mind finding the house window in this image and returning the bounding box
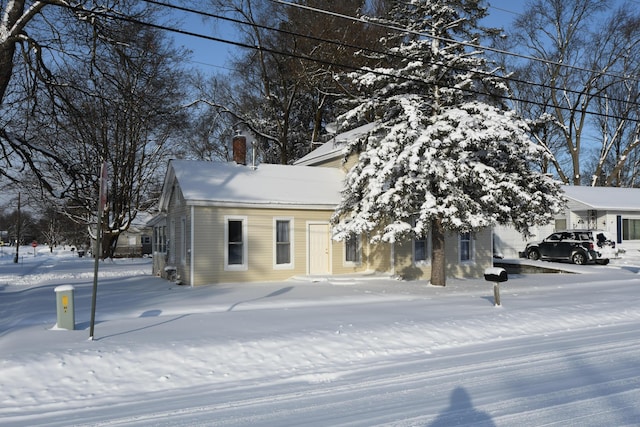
[169,219,176,263]
[154,225,166,253]
[225,216,247,270]
[414,233,429,264]
[622,219,640,240]
[345,234,361,264]
[275,219,293,267]
[460,232,474,262]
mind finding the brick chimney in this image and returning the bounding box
[232,135,247,165]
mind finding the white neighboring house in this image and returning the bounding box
[494,185,640,258]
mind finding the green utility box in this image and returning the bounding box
[54,285,75,330]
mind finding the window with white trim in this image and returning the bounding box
[459,232,474,262]
[225,216,248,270]
[154,225,167,253]
[414,233,430,264]
[274,218,294,268]
[345,234,361,264]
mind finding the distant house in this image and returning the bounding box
[113,224,152,258]
[150,130,492,285]
[494,185,640,258]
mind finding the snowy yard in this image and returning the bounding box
[1,245,639,426]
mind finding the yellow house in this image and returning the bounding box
[151,129,492,286]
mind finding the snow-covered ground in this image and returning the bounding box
[1,245,639,426]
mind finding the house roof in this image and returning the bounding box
[294,122,378,166]
[163,160,345,210]
[563,185,640,211]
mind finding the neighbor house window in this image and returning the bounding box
[225,216,248,270]
[623,219,640,240]
[345,234,361,264]
[275,218,293,268]
[460,232,474,262]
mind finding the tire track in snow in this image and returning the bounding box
[49,324,640,427]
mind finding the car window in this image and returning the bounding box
[547,233,562,241]
[577,233,591,241]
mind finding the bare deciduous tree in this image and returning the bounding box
[24,8,190,258]
[199,0,388,164]
[506,0,640,186]
[0,1,128,188]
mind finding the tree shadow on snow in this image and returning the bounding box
[227,286,294,312]
[428,386,495,427]
[90,313,190,341]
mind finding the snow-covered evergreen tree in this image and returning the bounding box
[331,0,565,286]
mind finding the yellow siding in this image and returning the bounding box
[393,228,493,281]
[445,228,493,278]
[167,196,493,285]
[190,207,339,285]
[162,172,492,285]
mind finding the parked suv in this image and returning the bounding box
[521,230,615,265]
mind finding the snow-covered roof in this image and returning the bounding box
[163,160,345,210]
[563,185,640,211]
[294,122,378,166]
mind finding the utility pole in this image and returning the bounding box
[90,162,108,340]
[13,192,20,263]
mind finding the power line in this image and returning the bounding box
[138,0,640,119]
[48,0,640,123]
[269,0,640,84]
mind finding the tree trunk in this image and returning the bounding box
[431,215,446,287]
[101,231,119,259]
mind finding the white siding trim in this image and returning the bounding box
[190,206,195,287]
[180,216,187,265]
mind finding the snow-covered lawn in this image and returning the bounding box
[1,245,639,426]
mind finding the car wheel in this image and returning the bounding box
[572,252,587,265]
[527,249,540,261]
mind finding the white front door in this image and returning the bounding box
[309,223,330,275]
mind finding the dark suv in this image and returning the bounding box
[521,230,613,265]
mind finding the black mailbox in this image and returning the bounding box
[484,267,508,283]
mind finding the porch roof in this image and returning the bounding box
[563,185,640,211]
[294,122,378,166]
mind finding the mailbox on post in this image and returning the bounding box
[484,267,507,307]
[54,285,76,330]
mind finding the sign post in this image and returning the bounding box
[89,162,108,340]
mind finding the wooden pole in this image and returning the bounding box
[89,162,107,340]
[493,283,501,307]
[13,192,20,263]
